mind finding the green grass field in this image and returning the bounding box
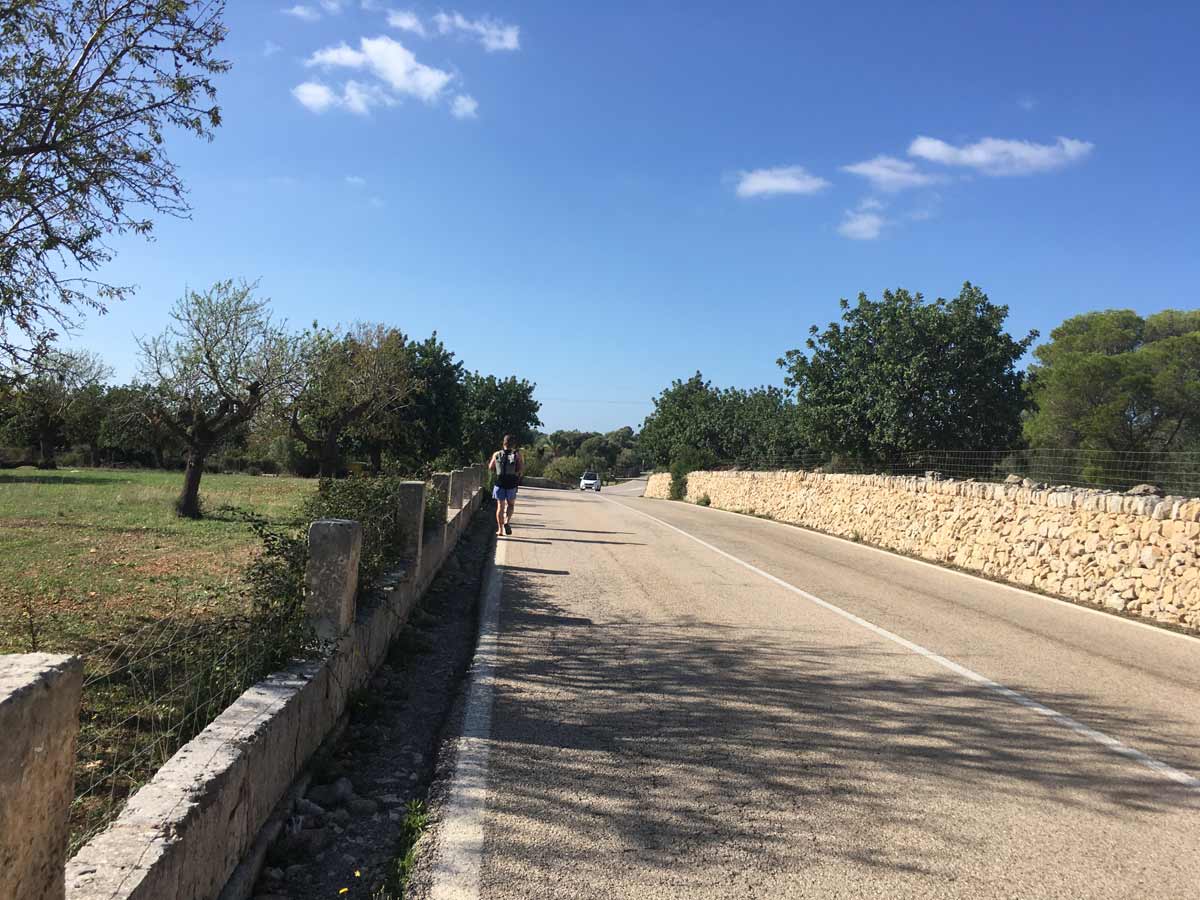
[0,467,313,652]
[0,467,315,848]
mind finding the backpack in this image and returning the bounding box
[496,449,519,487]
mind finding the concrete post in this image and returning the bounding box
[395,480,426,582]
[448,469,465,511]
[0,653,83,900]
[305,519,361,644]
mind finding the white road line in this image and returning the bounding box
[429,539,506,900]
[607,497,1200,791]
[667,494,1200,645]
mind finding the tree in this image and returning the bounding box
[64,381,111,465]
[1025,309,1200,461]
[1,350,110,467]
[639,374,802,467]
[352,332,464,473]
[138,280,297,517]
[779,283,1035,463]
[289,323,415,477]
[460,373,541,463]
[0,0,229,371]
[98,383,181,468]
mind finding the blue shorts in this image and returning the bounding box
[493,485,517,501]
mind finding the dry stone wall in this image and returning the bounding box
[644,470,1200,632]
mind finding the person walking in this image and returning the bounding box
[489,434,524,536]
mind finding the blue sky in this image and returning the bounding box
[71,1,1200,432]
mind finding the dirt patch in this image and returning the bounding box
[246,509,494,900]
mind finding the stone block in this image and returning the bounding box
[1,654,82,900]
[305,519,362,644]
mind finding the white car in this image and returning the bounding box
[579,472,601,492]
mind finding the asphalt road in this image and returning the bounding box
[411,482,1200,899]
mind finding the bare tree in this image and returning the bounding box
[288,323,418,477]
[0,0,229,371]
[138,279,297,518]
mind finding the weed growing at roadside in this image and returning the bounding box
[373,800,431,898]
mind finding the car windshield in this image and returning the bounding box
[583,473,597,479]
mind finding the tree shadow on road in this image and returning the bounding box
[477,566,1200,895]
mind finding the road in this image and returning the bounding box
[410,482,1200,899]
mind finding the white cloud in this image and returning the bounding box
[1018,97,1037,111]
[369,196,386,208]
[838,205,886,240]
[282,4,321,22]
[306,36,453,104]
[320,0,345,11]
[292,81,338,112]
[908,135,1093,175]
[433,11,520,51]
[387,10,428,37]
[263,40,283,57]
[451,94,479,119]
[735,165,829,198]
[842,155,942,192]
[345,175,367,187]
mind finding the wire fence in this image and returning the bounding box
[68,609,299,853]
[707,448,1200,497]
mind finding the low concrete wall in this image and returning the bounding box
[645,470,1200,632]
[1,654,82,900]
[65,481,485,900]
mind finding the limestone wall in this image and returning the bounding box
[643,470,1200,632]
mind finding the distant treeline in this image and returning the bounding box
[0,281,542,517]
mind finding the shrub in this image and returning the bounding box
[247,465,263,477]
[696,493,711,507]
[424,483,446,535]
[543,455,586,485]
[669,446,715,501]
[303,475,412,592]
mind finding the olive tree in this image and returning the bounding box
[0,0,229,371]
[138,280,297,517]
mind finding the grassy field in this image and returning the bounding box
[0,467,315,848]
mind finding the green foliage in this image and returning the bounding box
[0,350,110,467]
[289,323,416,477]
[639,373,803,467]
[696,493,711,507]
[1024,308,1200,487]
[668,446,715,501]
[373,800,431,899]
[424,482,446,534]
[543,455,586,484]
[460,372,542,464]
[780,283,1035,464]
[0,0,230,371]
[302,475,412,592]
[361,333,466,472]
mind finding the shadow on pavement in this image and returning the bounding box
[478,565,1200,890]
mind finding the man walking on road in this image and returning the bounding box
[489,434,523,536]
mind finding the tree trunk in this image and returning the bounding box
[153,444,166,470]
[177,449,206,518]
[37,432,56,469]
[318,434,340,479]
[369,444,382,474]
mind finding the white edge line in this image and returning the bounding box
[635,490,1200,645]
[606,496,1200,791]
[428,538,505,900]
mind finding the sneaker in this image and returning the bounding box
[504,523,512,535]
